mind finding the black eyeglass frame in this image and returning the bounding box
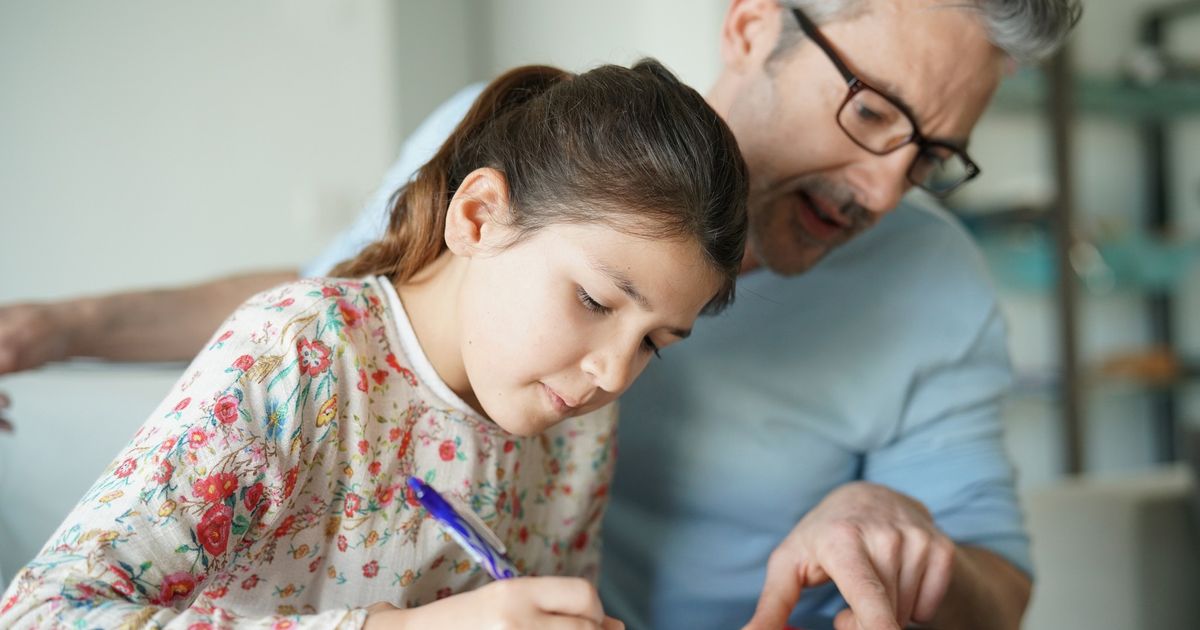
[790,7,981,196]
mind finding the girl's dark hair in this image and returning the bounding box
[332,59,747,313]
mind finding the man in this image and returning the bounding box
[0,1,1079,628]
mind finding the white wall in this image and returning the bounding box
[473,0,726,88]
[0,0,479,579]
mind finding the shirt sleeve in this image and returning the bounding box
[0,283,367,629]
[861,305,1032,576]
[302,84,487,278]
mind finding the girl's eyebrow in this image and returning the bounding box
[589,258,650,310]
[588,257,692,339]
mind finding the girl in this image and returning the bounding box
[0,60,747,629]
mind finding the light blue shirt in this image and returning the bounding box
[306,85,1028,630]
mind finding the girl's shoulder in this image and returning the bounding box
[220,276,392,358]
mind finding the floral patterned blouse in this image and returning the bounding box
[0,276,618,629]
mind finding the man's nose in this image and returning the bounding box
[849,145,917,214]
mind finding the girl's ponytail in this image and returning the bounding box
[330,66,571,280]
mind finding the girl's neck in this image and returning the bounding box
[392,253,484,416]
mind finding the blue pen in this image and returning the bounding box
[406,476,520,580]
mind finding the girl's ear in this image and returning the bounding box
[444,167,514,257]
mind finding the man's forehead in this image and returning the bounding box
[814,0,1004,139]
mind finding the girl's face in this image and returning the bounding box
[456,220,722,437]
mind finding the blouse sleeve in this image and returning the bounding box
[0,282,367,629]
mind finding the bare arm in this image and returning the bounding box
[0,269,297,371]
[924,545,1030,630]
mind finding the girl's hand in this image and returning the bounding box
[363,577,625,630]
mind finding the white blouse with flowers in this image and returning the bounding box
[0,276,617,629]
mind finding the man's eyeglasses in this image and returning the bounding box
[790,7,980,197]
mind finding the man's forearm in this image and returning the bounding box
[926,545,1031,630]
[66,270,299,363]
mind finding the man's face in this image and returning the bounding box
[715,0,1005,274]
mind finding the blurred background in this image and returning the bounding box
[1,1,1199,627]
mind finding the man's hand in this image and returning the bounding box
[0,302,83,376]
[743,482,956,630]
[0,391,12,433]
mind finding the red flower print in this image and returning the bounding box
[404,486,420,509]
[232,354,255,372]
[518,526,529,543]
[174,397,192,413]
[159,436,177,453]
[193,472,238,503]
[376,484,395,506]
[357,439,369,455]
[387,354,419,387]
[155,571,196,606]
[397,430,413,461]
[109,565,135,598]
[573,531,589,551]
[438,440,456,462]
[203,585,228,600]
[503,440,515,453]
[283,465,299,499]
[273,297,295,309]
[198,504,232,557]
[214,394,239,425]
[371,369,388,385]
[387,427,401,442]
[548,459,561,475]
[337,299,365,328]
[189,622,214,630]
[241,574,260,590]
[436,587,453,600]
[152,461,174,485]
[114,458,137,479]
[356,368,368,392]
[362,560,379,578]
[337,534,348,552]
[3,594,19,614]
[344,492,361,517]
[187,428,208,449]
[273,620,297,630]
[321,286,341,298]
[309,556,322,573]
[368,461,382,476]
[217,330,234,343]
[273,515,295,539]
[295,337,332,377]
[244,482,264,511]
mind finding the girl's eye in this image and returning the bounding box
[577,287,611,315]
[643,337,662,359]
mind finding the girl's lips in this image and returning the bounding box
[541,383,577,415]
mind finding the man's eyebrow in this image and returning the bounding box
[861,72,970,149]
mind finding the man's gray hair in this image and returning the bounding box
[776,0,1083,63]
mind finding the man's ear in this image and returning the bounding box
[444,167,513,257]
[719,0,781,73]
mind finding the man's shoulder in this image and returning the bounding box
[835,196,993,290]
